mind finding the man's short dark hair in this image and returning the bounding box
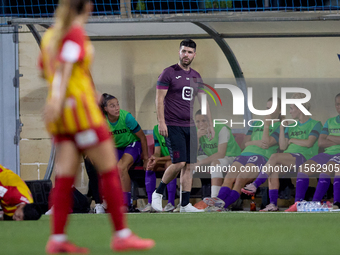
[195,110,202,116]
[180,39,196,51]
[23,204,42,220]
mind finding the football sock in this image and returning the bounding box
[313,173,331,202]
[295,172,309,202]
[211,185,221,198]
[52,176,75,235]
[333,176,340,203]
[50,234,67,243]
[181,191,190,206]
[167,178,177,206]
[156,181,167,195]
[115,228,132,239]
[145,170,156,204]
[218,186,231,201]
[269,189,278,206]
[253,171,269,188]
[100,168,126,231]
[123,192,131,208]
[223,190,240,209]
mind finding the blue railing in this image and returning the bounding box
[0,0,339,18]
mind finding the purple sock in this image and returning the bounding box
[223,190,240,208]
[333,176,340,203]
[217,186,231,201]
[167,178,177,206]
[145,170,156,204]
[295,172,309,202]
[313,173,331,202]
[124,192,131,207]
[269,189,278,206]
[253,171,269,188]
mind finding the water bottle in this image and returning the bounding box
[311,202,317,212]
[315,202,321,212]
[321,202,329,212]
[250,196,256,211]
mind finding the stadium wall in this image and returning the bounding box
[18,27,340,185]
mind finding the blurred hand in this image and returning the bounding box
[207,126,215,140]
[158,122,168,137]
[197,128,208,139]
[146,155,157,170]
[43,98,63,126]
[143,158,149,170]
[260,141,269,149]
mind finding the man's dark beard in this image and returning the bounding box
[180,57,192,67]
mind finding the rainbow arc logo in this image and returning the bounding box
[200,83,223,107]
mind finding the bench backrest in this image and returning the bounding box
[233,133,246,149]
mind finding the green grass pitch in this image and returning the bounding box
[2,212,339,255]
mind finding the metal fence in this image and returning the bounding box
[0,0,339,18]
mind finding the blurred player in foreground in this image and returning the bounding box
[39,0,154,253]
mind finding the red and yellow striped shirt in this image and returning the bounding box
[39,25,105,135]
[0,164,33,217]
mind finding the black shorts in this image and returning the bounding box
[165,125,197,164]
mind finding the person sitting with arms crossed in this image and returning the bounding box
[194,110,241,198]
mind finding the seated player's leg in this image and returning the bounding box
[210,156,235,197]
[210,161,224,197]
[332,156,340,208]
[165,159,177,211]
[117,141,142,209]
[328,155,340,208]
[117,154,134,208]
[233,167,259,194]
[143,170,156,212]
[204,161,243,209]
[239,155,267,196]
[286,153,334,212]
[222,162,262,210]
[260,153,300,212]
[266,153,303,176]
[311,155,335,202]
[296,160,318,199]
[268,153,301,190]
